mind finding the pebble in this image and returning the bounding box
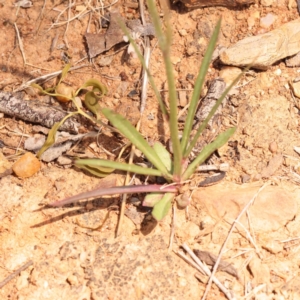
[269,141,278,153]
[98,55,113,67]
[0,152,12,177]
[289,80,300,98]
[12,152,41,178]
[286,51,300,67]
[57,156,72,165]
[219,66,242,87]
[219,19,300,69]
[261,154,283,178]
[260,13,277,28]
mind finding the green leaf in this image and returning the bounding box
[118,19,168,117]
[75,158,164,177]
[76,164,115,178]
[102,108,172,180]
[143,192,164,207]
[77,78,108,95]
[153,142,172,172]
[146,0,182,178]
[152,192,175,221]
[181,19,221,154]
[58,63,71,84]
[37,112,78,159]
[84,91,102,120]
[182,127,236,180]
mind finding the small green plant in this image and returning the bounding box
[44,0,243,221]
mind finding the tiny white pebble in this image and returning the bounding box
[274,68,281,75]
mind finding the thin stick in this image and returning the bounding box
[62,0,72,49]
[201,183,270,300]
[0,260,33,289]
[168,204,176,250]
[176,250,205,275]
[140,38,151,113]
[234,220,261,257]
[182,243,235,300]
[48,0,119,29]
[115,146,136,237]
[14,23,26,65]
[15,64,89,91]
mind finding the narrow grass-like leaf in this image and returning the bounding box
[143,192,164,207]
[58,63,71,85]
[182,127,236,181]
[37,112,78,158]
[184,70,244,158]
[147,0,182,178]
[76,164,115,178]
[102,108,172,180]
[50,184,178,207]
[153,142,172,172]
[152,192,175,221]
[118,20,168,117]
[75,158,164,177]
[181,19,221,154]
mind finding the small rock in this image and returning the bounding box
[241,174,251,183]
[178,90,187,107]
[288,0,297,9]
[219,66,242,87]
[269,141,277,153]
[260,13,277,29]
[178,29,187,36]
[247,16,256,29]
[12,152,41,178]
[67,274,79,285]
[261,154,283,178]
[57,156,72,165]
[274,68,282,76]
[289,81,300,98]
[24,134,46,152]
[98,55,113,67]
[32,125,49,135]
[16,271,29,290]
[0,152,12,177]
[286,51,300,67]
[219,19,300,69]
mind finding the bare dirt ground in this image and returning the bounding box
[1,0,300,299]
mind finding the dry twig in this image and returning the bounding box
[182,243,236,300]
[0,260,33,289]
